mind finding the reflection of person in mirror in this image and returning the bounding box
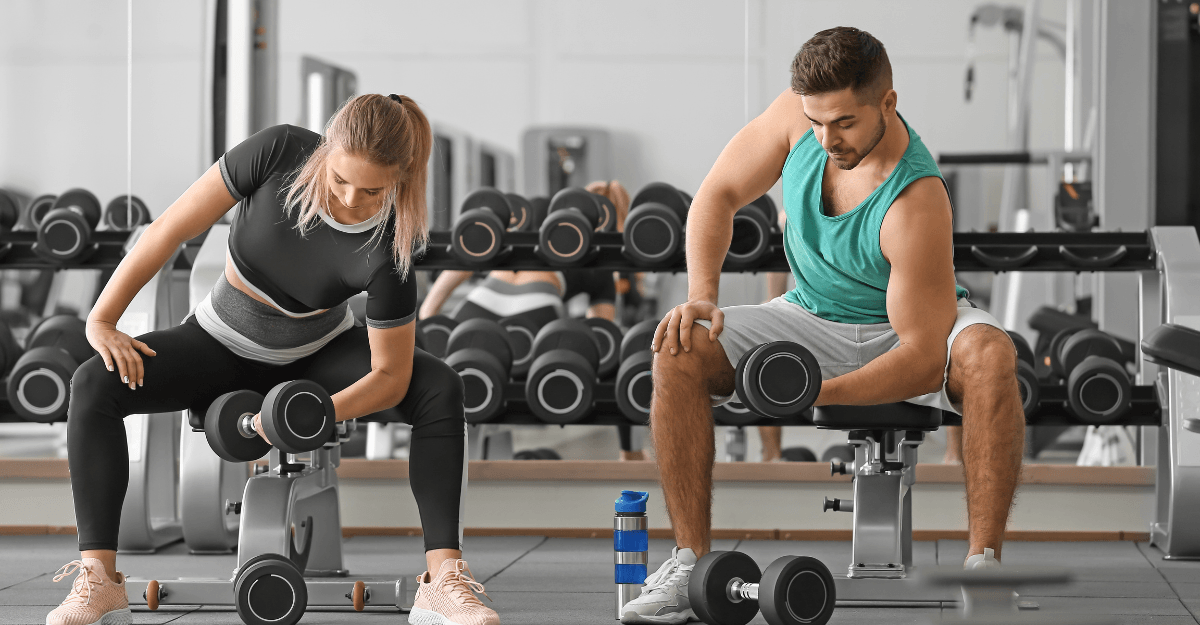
[51,94,499,625]
[623,27,1023,624]
[421,181,652,461]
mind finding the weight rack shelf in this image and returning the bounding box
[415,230,1157,273]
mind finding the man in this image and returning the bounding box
[620,27,1024,624]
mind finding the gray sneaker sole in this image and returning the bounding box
[620,609,697,625]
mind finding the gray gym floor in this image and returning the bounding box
[1,536,1199,624]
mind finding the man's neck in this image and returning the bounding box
[853,110,908,176]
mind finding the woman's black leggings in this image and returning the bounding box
[68,316,465,553]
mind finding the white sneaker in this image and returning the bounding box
[619,547,699,624]
[964,547,1000,569]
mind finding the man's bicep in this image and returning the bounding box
[883,178,958,348]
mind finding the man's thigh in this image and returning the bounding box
[695,297,869,381]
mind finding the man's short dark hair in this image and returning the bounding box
[790,27,892,104]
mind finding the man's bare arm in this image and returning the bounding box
[656,89,805,353]
[815,177,958,405]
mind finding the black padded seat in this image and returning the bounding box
[813,402,943,431]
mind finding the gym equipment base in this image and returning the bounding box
[833,573,959,605]
[125,575,413,612]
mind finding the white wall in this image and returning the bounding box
[0,1,205,217]
[1,0,1070,227]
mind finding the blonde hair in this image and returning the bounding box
[284,93,432,277]
[584,180,631,232]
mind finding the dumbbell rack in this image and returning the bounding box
[417,230,1156,273]
[0,230,134,269]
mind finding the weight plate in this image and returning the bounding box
[446,348,507,424]
[447,318,514,374]
[547,187,601,227]
[460,188,512,229]
[418,315,459,358]
[724,205,771,270]
[1059,329,1123,376]
[1067,355,1130,424]
[630,182,689,221]
[104,195,151,230]
[759,555,836,625]
[36,208,92,261]
[204,389,269,462]
[737,342,821,419]
[6,347,76,423]
[526,350,595,424]
[622,203,683,266]
[532,319,601,370]
[538,209,593,265]
[234,553,307,625]
[51,188,102,227]
[261,380,336,455]
[27,194,57,228]
[452,208,506,265]
[689,550,761,625]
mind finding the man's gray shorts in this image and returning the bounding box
[695,297,1004,415]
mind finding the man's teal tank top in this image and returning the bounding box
[781,116,967,324]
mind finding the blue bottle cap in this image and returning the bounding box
[615,490,649,513]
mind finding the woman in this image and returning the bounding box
[420,181,646,461]
[47,95,499,625]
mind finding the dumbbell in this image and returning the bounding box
[103,195,151,231]
[593,193,617,232]
[615,319,657,424]
[584,318,623,379]
[734,342,822,418]
[35,188,103,262]
[528,196,550,230]
[451,188,512,265]
[444,319,512,424]
[691,550,836,625]
[1008,331,1039,418]
[820,444,855,463]
[497,314,542,379]
[513,447,562,460]
[26,194,57,229]
[525,319,601,424]
[1055,328,1131,423]
[233,553,307,625]
[204,379,337,462]
[622,182,690,267]
[7,315,94,423]
[505,193,535,232]
[417,315,458,358]
[724,195,777,271]
[0,189,24,231]
[537,187,608,266]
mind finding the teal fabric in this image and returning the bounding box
[780,116,967,324]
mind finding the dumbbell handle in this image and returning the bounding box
[237,413,258,439]
[823,497,853,513]
[727,578,759,603]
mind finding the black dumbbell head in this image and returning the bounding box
[0,319,22,377]
[27,315,93,365]
[1067,355,1131,424]
[1059,329,1123,376]
[51,188,102,227]
[1048,327,1082,376]
[203,389,270,462]
[261,380,337,455]
[27,194,57,228]
[584,317,623,379]
[724,203,772,270]
[447,318,514,373]
[615,350,653,424]
[0,190,21,230]
[531,318,601,370]
[1008,331,1035,366]
[712,399,760,426]
[452,203,508,265]
[619,319,658,363]
[735,342,822,419]
[498,314,542,379]
[6,347,76,423]
[418,315,459,358]
[759,555,836,625]
[37,208,96,261]
[622,202,685,267]
[539,188,601,266]
[234,554,307,625]
[104,195,151,231]
[505,193,534,232]
[526,349,596,424]
[689,550,761,625]
[748,194,778,229]
[630,182,689,217]
[529,196,550,230]
[591,192,617,232]
[445,348,508,423]
[461,188,512,228]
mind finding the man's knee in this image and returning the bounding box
[651,336,733,396]
[950,325,1019,402]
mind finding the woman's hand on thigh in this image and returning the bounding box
[654,299,723,355]
[85,320,157,390]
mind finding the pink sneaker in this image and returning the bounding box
[410,558,500,625]
[45,558,131,625]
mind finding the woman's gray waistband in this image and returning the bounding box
[210,272,349,349]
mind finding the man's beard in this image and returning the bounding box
[829,112,887,171]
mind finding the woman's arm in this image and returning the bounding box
[418,270,473,319]
[330,322,416,420]
[87,163,238,388]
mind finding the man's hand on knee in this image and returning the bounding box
[653,300,723,355]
